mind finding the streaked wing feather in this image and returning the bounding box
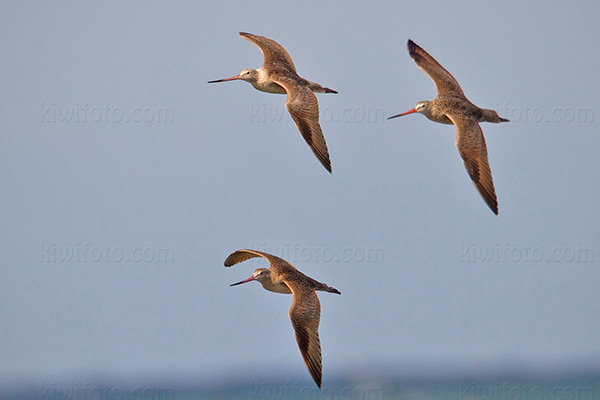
[407,39,465,97]
[449,115,499,215]
[224,249,283,267]
[286,280,323,388]
[275,77,332,173]
[240,32,296,72]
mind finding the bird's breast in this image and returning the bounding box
[427,113,454,124]
[260,280,293,294]
[252,81,287,94]
[249,68,287,94]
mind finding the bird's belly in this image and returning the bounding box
[262,281,293,294]
[254,82,287,94]
[434,115,453,124]
[427,113,453,124]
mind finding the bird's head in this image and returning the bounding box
[230,268,271,287]
[388,101,431,120]
[208,69,258,85]
[237,68,258,83]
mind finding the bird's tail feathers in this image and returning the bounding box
[325,286,341,295]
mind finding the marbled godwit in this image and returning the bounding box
[208,32,337,173]
[389,39,509,215]
[225,249,340,388]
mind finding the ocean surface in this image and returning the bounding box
[3,375,599,400]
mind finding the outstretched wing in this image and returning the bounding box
[240,32,296,72]
[224,249,289,267]
[449,115,499,215]
[275,77,332,173]
[407,39,465,97]
[285,280,323,388]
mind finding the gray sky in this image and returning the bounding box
[1,0,599,386]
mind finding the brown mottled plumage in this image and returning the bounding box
[225,249,340,388]
[389,39,509,215]
[208,33,336,173]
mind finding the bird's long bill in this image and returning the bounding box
[207,75,240,84]
[230,275,255,287]
[387,108,417,120]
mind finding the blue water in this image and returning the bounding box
[4,376,599,400]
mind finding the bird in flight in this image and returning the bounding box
[389,39,509,215]
[225,248,341,387]
[209,32,337,173]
